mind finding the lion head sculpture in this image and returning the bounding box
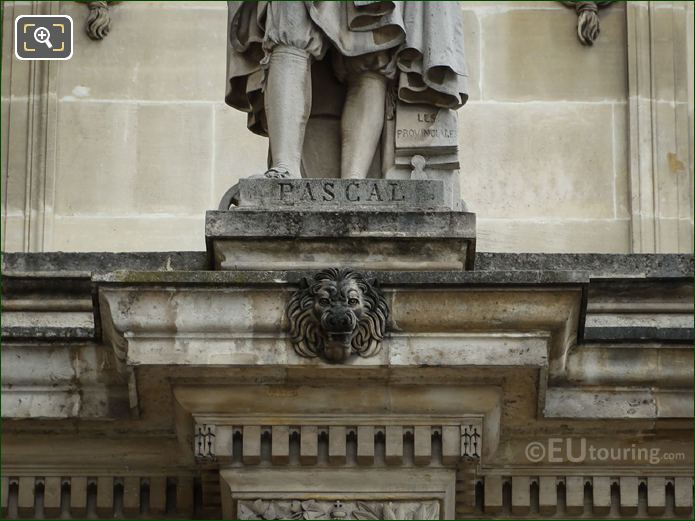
[287,268,389,363]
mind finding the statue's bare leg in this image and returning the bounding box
[264,46,312,178]
[340,72,387,179]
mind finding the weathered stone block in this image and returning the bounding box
[460,103,618,220]
[43,477,62,518]
[96,477,114,517]
[441,426,460,465]
[357,426,375,465]
[207,208,476,271]
[674,477,693,515]
[619,476,639,515]
[564,476,584,515]
[70,476,88,517]
[592,476,611,515]
[122,477,140,518]
[538,476,557,515]
[58,2,226,102]
[17,477,35,517]
[271,425,290,465]
[55,102,212,216]
[647,477,665,515]
[413,426,431,465]
[300,426,318,465]
[385,426,403,465]
[511,476,530,515]
[328,426,347,465]
[481,5,627,101]
[484,475,504,514]
[242,425,261,465]
[51,215,205,252]
[477,218,630,253]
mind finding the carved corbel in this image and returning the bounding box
[76,1,120,40]
[561,1,615,45]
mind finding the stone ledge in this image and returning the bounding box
[475,252,694,277]
[92,267,691,286]
[205,209,476,238]
[1,251,210,275]
[206,209,476,271]
[3,252,691,277]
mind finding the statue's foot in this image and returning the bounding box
[250,167,295,179]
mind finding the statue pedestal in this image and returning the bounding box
[207,179,476,271]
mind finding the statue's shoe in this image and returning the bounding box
[250,167,293,179]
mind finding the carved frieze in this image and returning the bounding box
[238,499,439,520]
[287,268,389,363]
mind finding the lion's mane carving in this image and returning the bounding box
[287,268,389,362]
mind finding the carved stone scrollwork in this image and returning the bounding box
[287,268,389,363]
[76,1,119,40]
[561,1,614,46]
[238,499,439,520]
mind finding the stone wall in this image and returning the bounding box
[1,1,693,253]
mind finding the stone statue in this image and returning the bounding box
[225,1,468,179]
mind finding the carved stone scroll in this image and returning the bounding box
[287,268,389,363]
[237,499,439,520]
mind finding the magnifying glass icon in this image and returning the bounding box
[33,26,53,49]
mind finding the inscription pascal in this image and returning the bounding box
[235,179,443,208]
[276,180,407,204]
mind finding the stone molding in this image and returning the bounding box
[1,474,194,519]
[191,418,483,466]
[626,2,694,253]
[478,474,692,517]
[2,1,60,251]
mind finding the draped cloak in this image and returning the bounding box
[226,1,469,136]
